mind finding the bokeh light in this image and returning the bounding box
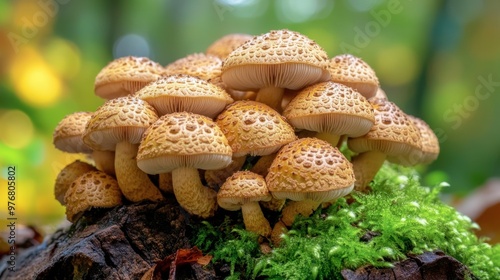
[0,110,35,149]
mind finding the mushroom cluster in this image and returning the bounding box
[52,29,439,244]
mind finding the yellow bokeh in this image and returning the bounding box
[375,44,418,86]
[0,110,34,149]
[42,37,82,79]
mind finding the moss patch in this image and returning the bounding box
[193,164,500,279]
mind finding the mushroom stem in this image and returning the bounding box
[172,167,218,218]
[92,150,115,176]
[115,142,163,202]
[271,220,288,246]
[314,132,341,147]
[351,150,387,192]
[241,201,272,237]
[255,87,285,112]
[204,156,246,189]
[159,173,173,193]
[281,199,322,226]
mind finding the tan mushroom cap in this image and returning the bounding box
[94,56,165,99]
[65,170,123,222]
[53,111,93,154]
[206,33,254,59]
[266,138,355,202]
[221,29,331,91]
[83,96,159,151]
[135,75,233,118]
[216,100,297,157]
[348,99,422,165]
[217,171,271,211]
[329,54,379,99]
[164,53,223,82]
[137,112,233,174]
[54,160,97,205]
[407,115,440,164]
[283,81,375,138]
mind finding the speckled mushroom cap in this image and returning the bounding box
[216,100,297,157]
[65,170,123,222]
[328,54,379,99]
[217,171,272,211]
[221,29,331,91]
[283,81,375,137]
[164,53,223,82]
[135,75,233,118]
[206,33,254,59]
[407,115,440,164]
[53,111,93,154]
[266,138,355,202]
[348,98,422,165]
[54,160,97,205]
[94,56,165,99]
[83,96,159,151]
[137,112,232,174]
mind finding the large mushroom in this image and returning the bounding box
[221,29,331,111]
[137,112,233,218]
[83,96,163,202]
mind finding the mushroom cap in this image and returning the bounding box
[407,115,440,164]
[83,96,159,151]
[216,100,297,157]
[348,98,422,165]
[217,171,271,211]
[137,112,232,174]
[94,56,165,99]
[54,160,97,205]
[206,33,254,59]
[328,54,379,99]
[266,138,355,202]
[53,111,93,154]
[221,29,331,91]
[164,53,223,81]
[283,81,375,137]
[65,170,123,222]
[135,75,233,118]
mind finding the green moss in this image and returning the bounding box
[193,164,500,279]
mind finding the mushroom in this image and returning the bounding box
[135,74,233,119]
[164,53,223,82]
[405,115,440,165]
[94,56,165,100]
[206,33,254,59]
[283,81,375,146]
[137,112,233,218]
[83,96,163,202]
[266,138,355,227]
[65,170,123,223]
[348,98,422,192]
[221,29,330,111]
[328,54,380,99]
[217,171,272,237]
[250,153,286,212]
[53,111,115,176]
[54,160,97,205]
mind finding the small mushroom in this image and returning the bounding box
[64,171,123,223]
[217,171,272,237]
[206,33,254,59]
[250,153,286,212]
[406,115,440,165]
[164,53,223,82]
[54,160,97,205]
[221,29,330,111]
[137,112,233,218]
[83,96,163,202]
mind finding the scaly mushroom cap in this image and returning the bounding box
[94,56,165,99]
[54,160,97,205]
[217,171,271,211]
[65,170,123,222]
[221,29,331,91]
[53,111,93,154]
[348,98,422,165]
[135,75,233,118]
[83,96,159,151]
[164,53,223,81]
[407,115,440,164]
[137,112,232,174]
[283,81,375,137]
[328,54,379,99]
[266,138,355,202]
[216,100,297,157]
[206,33,254,59]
